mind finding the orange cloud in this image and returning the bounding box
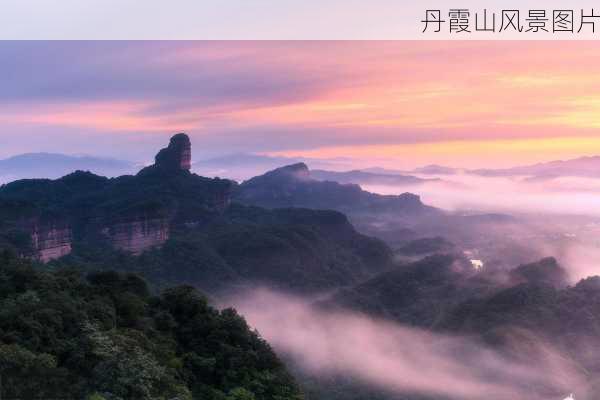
[0,101,203,133]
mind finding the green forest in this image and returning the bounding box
[0,251,301,400]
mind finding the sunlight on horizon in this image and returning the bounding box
[3,41,600,168]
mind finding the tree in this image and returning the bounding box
[0,344,56,399]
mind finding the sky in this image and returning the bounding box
[3,41,600,169]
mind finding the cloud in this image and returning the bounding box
[0,42,334,105]
[228,289,588,400]
[4,41,600,166]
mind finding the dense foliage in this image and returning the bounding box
[0,167,231,227]
[46,203,392,297]
[0,167,392,296]
[0,251,302,400]
[396,237,455,256]
[325,254,496,328]
[328,255,576,331]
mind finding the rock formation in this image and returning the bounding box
[270,162,311,180]
[0,132,234,260]
[105,218,169,255]
[154,133,191,171]
[29,222,72,262]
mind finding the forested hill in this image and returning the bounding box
[0,251,302,400]
[235,162,437,216]
[0,134,393,295]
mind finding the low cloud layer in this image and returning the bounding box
[364,174,600,216]
[229,289,588,400]
[363,174,600,283]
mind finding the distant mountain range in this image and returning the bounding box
[5,151,600,189]
[310,169,437,186]
[411,164,460,175]
[193,153,353,181]
[361,165,462,176]
[470,155,600,179]
[405,156,600,180]
[366,156,600,181]
[194,153,444,187]
[0,152,137,181]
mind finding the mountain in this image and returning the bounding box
[362,165,460,176]
[326,256,572,329]
[193,153,351,181]
[383,156,600,179]
[234,163,438,216]
[440,263,594,339]
[411,164,460,175]
[193,153,302,180]
[470,155,600,179]
[0,252,301,400]
[360,166,411,175]
[0,133,401,399]
[368,155,600,180]
[396,236,455,256]
[3,135,600,400]
[508,256,569,288]
[0,153,136,182]
[0,133,233,261]
[0,134,393,296]
[315,255,600,399]
[310,169,436,186]
[232,162,539,275]
[9,133,598,399]
[324,254,593,355]
[325,254,493,327]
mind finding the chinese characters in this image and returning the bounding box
[422,9,599,34]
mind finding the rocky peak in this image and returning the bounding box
[154,133,192,172]
[269,163,311,180]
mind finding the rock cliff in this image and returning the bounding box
[25,221,72,262]
[141,132,192,174]
[104,218,169,255]
[0,133,234,260]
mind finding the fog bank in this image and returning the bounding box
[229,289,588,400]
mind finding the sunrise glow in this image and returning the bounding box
[3,41,600,167]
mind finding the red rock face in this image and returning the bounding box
[105,218,169,255]
[30,224,72,262]
[180,147,191,170]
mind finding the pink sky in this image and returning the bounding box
[2,41,600,168]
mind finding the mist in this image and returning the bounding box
[363,173,600,216]
[357,172,600,283]
[227,289,589,400]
